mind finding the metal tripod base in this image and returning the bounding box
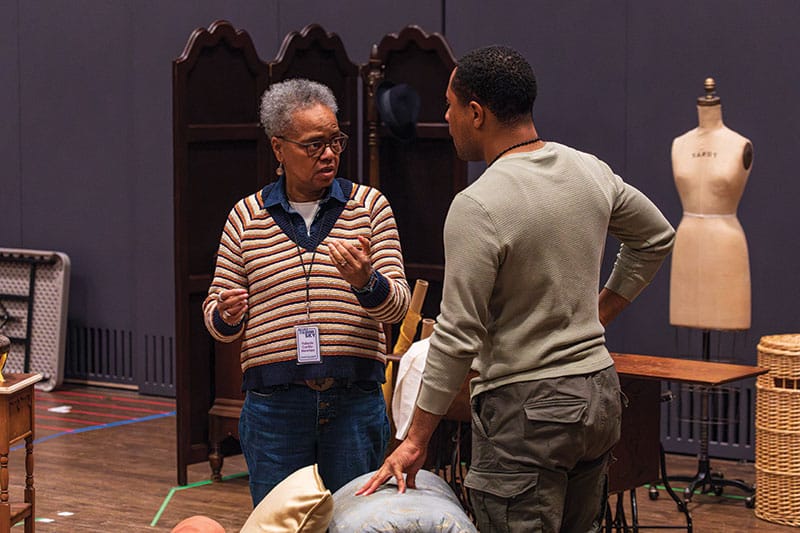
[664,330,756,508]
[607,444,693,532]
[664,458,755,507]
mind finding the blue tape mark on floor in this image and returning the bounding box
[11,411,176,451]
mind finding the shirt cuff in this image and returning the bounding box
[213,308,244,335]
[353,270,390,308]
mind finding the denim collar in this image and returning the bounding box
[260,175,348,212]
[259,176,353,252]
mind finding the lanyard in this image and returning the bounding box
[295,245,316,321]
[287,206,321,321]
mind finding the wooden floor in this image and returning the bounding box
[5,383,798,532]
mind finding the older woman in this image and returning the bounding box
[203,79,410,505]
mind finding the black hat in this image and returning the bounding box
[376,81,421,143]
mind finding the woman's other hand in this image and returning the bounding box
[329,236,373,289]
[217,288,249,324]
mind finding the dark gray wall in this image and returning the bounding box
[619,1,800,359]
[1,0,798,389]
[0,0,443,388]
[449,1,800,362]
[1,0,21,243]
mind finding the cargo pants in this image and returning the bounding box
[464,365,622,532]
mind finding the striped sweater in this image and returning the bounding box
[203,177,410,389]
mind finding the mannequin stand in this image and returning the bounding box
[663,330,756,508]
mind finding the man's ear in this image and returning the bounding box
[469,101,485,129]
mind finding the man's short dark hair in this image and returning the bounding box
[451,45,537,125]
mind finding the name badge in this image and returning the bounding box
[295,325,321,364]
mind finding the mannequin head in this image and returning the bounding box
[697,77,720,107]
[695,78,724,129]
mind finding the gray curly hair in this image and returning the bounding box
[259,78,339,137]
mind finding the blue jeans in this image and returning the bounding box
[239,381,390,505]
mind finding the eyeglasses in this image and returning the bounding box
[278,133,348,158]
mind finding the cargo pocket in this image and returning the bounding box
[465,469,542,531]
[464,468,538,499]
[523,395,587,424]
[470,395,489,439]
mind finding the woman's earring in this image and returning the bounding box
[276,162,284,176]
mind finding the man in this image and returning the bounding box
[358,45,675,532]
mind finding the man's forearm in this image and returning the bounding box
[599,287,630,327]
[406,405,444,448]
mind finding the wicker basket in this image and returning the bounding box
[755,421,800,473]
[755,334,800,526]
[757,334,800,387]
[755,468,800,527]
[755,384,800,434]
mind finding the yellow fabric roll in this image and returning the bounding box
[392,309,422,355]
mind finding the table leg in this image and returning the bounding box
[24,436,33,533]
[665,388,754,506]
[0,448,8,533]
[0,504,9,533]
[209,441,224,482]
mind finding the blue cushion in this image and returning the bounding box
[329,469,477,532]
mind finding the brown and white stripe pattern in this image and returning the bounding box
[203,183,410,373]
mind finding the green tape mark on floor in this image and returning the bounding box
[150,471,248,527]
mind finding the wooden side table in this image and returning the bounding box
[0,373,41,533]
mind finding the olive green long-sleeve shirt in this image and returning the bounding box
[418,142,675,415]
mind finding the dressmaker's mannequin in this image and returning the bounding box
[669,78,753,330]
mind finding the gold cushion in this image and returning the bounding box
[240,464,333,533]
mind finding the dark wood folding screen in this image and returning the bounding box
[272,25,361,183]
[173,21,268,486]
[173,20,466,484]
[362,27,466,321]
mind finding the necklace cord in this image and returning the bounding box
[489,137,541,167]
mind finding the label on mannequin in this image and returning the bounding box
[295,325,321,364]
[691,151,717,158]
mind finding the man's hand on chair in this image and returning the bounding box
[356,438,427,495]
